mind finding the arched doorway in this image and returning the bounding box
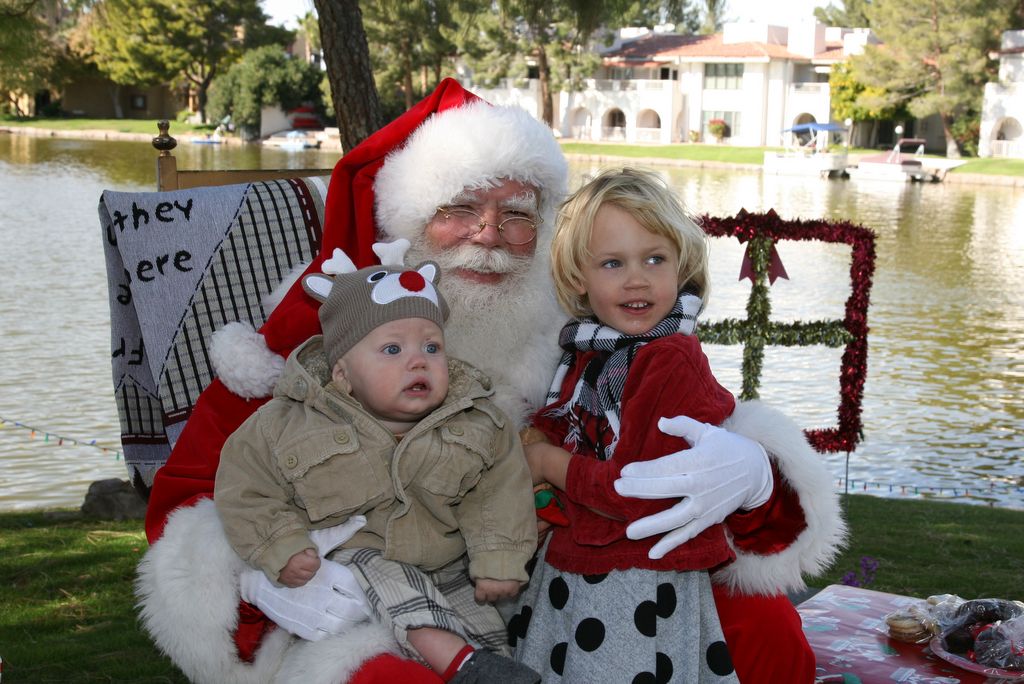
[636,109,662,143]
[602,108,626,141]
[569,106,593,140]
[992,117,1023,158]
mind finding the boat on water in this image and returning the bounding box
[763,122,849,178]
[846,138,966,182]
[191,134,223,145]
[262,129,322,151]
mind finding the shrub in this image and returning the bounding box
[708,118,728,140]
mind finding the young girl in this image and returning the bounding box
[512,168,761,682]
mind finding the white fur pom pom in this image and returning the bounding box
[210,322,285,399]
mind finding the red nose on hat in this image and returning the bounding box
[399,271,426,292]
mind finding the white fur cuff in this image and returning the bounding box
[210,322,285,399]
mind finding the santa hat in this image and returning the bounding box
[374,99,568,244]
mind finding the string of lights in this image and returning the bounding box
[0,414,122,459]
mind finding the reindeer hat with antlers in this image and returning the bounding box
[302,239,450,369]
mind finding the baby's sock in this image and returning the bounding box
[441,644,475,682]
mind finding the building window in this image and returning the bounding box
[702,110,741,139]
[659,67,677,80]
[609,66,634,80]
[130,94,147,110]
[703,63,743,89]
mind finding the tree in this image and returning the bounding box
[88,0,278,121]
[480,1,634,128]
[313,0,384,151]
[828,61,903,148]
[814,0,871,28]
[617,0,700,32]
[362,1,462,114]
[207,45,323,134]
[699,0,726,34]
[1,0,60,115]
[851,0,1015,157]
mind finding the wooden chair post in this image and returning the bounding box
[153,120,179,191]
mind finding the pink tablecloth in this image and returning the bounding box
[798,584,998,683]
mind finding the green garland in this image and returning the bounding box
[697,210,876,453]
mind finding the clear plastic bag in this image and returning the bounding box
[974,614,1024,671]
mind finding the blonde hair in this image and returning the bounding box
[550,167,710,317]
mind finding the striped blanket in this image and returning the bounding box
[99,177,329,490]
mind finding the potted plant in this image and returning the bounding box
[708,118,728,142]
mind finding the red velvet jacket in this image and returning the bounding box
[536,333,762,575]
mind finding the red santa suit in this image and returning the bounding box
[136,79,844,684]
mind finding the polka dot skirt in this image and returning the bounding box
[511,556,738,683]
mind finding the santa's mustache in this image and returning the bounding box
[430,243,531,275]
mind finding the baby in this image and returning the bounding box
[215,246,539,683]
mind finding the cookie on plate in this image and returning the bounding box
[886,610,931,643]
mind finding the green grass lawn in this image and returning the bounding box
[948,156,1024,176]
[560,141,1024,176]
[0,115,215,136]
[2,495,1022,681]
[0,512,187,681]
[560,141,776,165]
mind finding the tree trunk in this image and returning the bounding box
[313,0,385,151]
[111,83,124,119]
[537,43,553,128]
[197,70,215,125]
[402,49,414,110]
[940,112,961,158]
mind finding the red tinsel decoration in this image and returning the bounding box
[700,209,877,454]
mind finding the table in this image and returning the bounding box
[798,584,1003,683]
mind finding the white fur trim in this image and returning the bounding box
[136,499,399,684]
[263,262,308,315]
[712,401,848,596]
[374,100,568,243]
[275,623,401,684]
[136,499,291,683]
[210,322,285,399]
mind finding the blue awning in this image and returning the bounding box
[783,122,848,133]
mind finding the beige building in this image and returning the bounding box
[60,76,182,120]
[471,20,947,153]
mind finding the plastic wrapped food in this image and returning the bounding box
[974,615,1024,671]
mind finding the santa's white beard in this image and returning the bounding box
[405,236,565,425]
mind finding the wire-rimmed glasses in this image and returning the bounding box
[434,205,540,246]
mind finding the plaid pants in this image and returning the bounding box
[333,548,510,661]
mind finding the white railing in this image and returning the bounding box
[602,126,627,141]
[634,127,662,143]
[569,125,594,140]
[636,80,672,91]
[792,82,828,93]
[588,79,638,92]
[991,139,1024,158]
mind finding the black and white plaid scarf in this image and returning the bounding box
[544,292,702,459]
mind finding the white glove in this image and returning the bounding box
[613,416,773,560]
[308,515,368,557]
[238,516,371,641]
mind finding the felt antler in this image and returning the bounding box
[321,248,357,275]
[373,239,411,267]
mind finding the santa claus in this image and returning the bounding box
[137,79,844,683]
